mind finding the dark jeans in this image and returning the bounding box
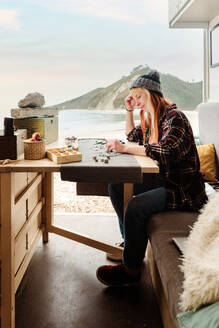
[108,174,167,270]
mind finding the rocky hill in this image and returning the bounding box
[53,65,202,110]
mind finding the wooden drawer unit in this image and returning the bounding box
[11,173,44,276]
[0,169,53,327]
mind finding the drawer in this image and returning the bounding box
[28,213,41,247]
[13,173,42,236]
[12,197,27,237]
[27,181,42,216]
[14,172,28,199]
[14,234,27,274]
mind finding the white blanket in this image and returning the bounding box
[180,192,219,311]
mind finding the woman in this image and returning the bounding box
[96,70,207,287]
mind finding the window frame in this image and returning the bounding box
[210,23,219,68]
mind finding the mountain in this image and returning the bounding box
[53,65,202,110]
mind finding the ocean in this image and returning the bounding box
[58,109,199,138]
[58,109,139,138]
[0,109,199,138]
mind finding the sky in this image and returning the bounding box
[0,0,204,114]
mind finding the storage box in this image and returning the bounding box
[24,140,45,160]
[0,129,27,160]
[14,116,58,145]
[46,147,82,164]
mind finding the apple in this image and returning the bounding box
[30,138,36,142]
[32,132,41,141]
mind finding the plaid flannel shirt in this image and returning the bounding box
[127,104,207,211]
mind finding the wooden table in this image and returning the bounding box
[0,146,158,328]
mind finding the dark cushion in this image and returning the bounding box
[147,211,199,323]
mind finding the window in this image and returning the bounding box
[210,24,219,68]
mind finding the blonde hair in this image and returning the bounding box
[130,88,172,143]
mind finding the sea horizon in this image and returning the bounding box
[58,108,199,139]
[0,108,199,138]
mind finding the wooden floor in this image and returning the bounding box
[15,214,162,328]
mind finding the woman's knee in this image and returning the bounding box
[125,197,139,217]
[125,187,167,218]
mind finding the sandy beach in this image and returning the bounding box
[54,173,114,213]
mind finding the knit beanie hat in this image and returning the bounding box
[130,70,163,98]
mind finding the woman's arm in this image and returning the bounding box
[106,139,146,156]
[125,95,136,135]
[123,143,146,156]
[125,111,135,135]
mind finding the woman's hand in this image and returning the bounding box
[125,95,135,111]
[106,139,126,153]
[107,140,146,156]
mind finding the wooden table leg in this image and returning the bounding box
[123,183,134,212]
[44,180,133,256]
[1,172,16,328]
[42,172,54,243]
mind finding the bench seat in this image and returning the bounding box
[147,211,198,327]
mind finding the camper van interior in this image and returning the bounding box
[0,1,219,328]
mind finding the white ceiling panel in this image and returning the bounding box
[170,0,219,28]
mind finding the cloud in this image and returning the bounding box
[0,9,20,30]
[33,0,168,25]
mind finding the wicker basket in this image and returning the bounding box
[23,139,45,160]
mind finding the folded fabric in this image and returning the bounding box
[177,302,219,328]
